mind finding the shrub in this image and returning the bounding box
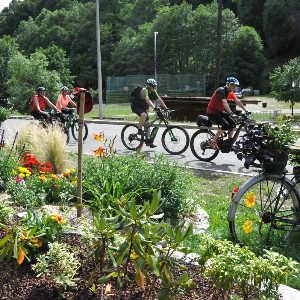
[82,153,193,221]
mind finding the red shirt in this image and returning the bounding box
[30,95,46,111]
[206,86,237,114]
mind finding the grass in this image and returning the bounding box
[184,169,300,291]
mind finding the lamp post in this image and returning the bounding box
[154,32,158,83]
[96,0,103,119]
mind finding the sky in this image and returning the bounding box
[0,0,24,12]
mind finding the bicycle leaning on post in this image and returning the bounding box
[51,108,88,141]
[227,147,300,247]
[121,109,190,155]
[190,111,252,162]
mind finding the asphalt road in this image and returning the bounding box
[2,117,267,176]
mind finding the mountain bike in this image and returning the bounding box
[190,112,252,162]
[121,109,189,155]
[52,108,88,141]
[227,147,300,247]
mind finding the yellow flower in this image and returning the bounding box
[51,214,66,224]
[245,192,256,207]
[38,175,47,181]
[12,170,17,175]
[243,220,253,234]
[51,174,57,178]
[19,173,25,178]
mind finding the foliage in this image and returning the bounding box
[0,209,70,265]
[269,57,300,107]
[0,202,14,225]
[0,107,12,122]
[233,115,299,168]
[84,191,194,299]
[82,152,193,221]
[32,242,80,291]
[0,131,26,190]
[197,233,299,300]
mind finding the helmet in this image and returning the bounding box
[226,77,239,86]
[146,78,157,86]
[61,86,68,91]
[38,86,46,91]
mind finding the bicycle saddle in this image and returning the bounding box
[197,115,212,127]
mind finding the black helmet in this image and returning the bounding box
[38,87,46,91]
[61,86,68,91]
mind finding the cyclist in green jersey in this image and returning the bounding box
[131,78,168,148]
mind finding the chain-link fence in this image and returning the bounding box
[106,74,206,104]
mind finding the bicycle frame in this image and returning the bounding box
[144,111,170,141]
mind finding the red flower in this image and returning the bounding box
[233,187,239,193]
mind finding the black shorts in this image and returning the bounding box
[131,103,149,121]
[31,110,50,121]
[207,111,236,131]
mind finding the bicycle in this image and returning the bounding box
[227,148,300,247]
[121,109,190,155]
[190,112,252,162]
[51,108,88,141]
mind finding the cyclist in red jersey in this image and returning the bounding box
[206,77,248,149]
[30,87,61,122]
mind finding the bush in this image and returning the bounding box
[82,153,193,221]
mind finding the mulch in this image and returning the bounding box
[0,226,265,300]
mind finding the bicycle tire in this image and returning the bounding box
[71,119,88,141]
[190,129,219,161]
[228,174,300,247]
[121,124,143,151]
[161,125,189,155]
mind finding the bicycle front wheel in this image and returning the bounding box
[161,126,189,155]
[71,119,88,141]
[121,124,143,151]
[190,129,219,161]
[228,174,300,247]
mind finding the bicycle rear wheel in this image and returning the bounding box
[161,126,189,155]
[190,129,219,161]
[228,174,300,247]
[71,119,88,141]
[121,124,143,151]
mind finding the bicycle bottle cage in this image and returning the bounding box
[197,115,212,127]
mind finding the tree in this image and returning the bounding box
[7,51,63,113]
[269,57,300,115]
[0,36,19,104]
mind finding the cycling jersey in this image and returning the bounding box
[30,95,46,111]
[206,86,237,114]
[56,94,72,109]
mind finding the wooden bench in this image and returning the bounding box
[161,96,261,121]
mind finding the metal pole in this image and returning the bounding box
[154,32,158,83]
[96,0,103,119]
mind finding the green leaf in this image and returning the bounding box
[97,272,114,284]
[117,275,122,287]
[0,235,10,248]
[137,204,149,218]
[163,264,173,286]
[93,215,100,230]
[0,246,9,263]
[99,217,106,231]
[156,288,169,299]
[133,239,146,259]
[150,190,159,213]
[129,199,137,220]
[28,225,37,239]
[117,204,131,218]
[178,272,189,284]
[108,249,117,267]
[149,255,161,277]
[175,228,181,244]
[117,240,128,252]
[181,224,193,241]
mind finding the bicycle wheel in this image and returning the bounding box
[161,126,189,155]
[121,124,144,151]
[228,174,300,247]
[71,119,88,141]
[190,129,219,161]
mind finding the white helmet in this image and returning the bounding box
[146,78,157,86]
[226,77,239,86]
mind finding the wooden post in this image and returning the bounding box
[77,90,85,217]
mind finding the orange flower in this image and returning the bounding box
[17,250,25,264]
[92,146,106,157]
[32,238,43,247]
[51,214,66,224]
[93,132,104,141]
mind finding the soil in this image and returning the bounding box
[0,192,269,300]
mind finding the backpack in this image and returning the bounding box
[70,87,93,114]
[129,85,143,102]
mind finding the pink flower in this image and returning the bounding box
[14,176,23,183]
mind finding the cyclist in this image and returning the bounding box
[131,78,169,148]
[56,86,77,123]
[206,77,249,149]
[30,87,61,122]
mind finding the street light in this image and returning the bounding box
[154,32,158,83]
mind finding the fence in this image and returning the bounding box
[106,74,206,104]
